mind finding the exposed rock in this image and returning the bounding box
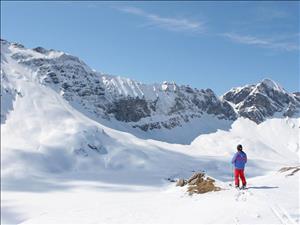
[11,42,25,49]
[176,178,187,187]
[178,172,221,195]
[223,85,255,105]
[187,172,205,184]
[284,104,300,117]
[161,117,181,129]
[133,122,162,131]
[184,86,194,94]
[169,97,185,114]
[107,97,151,122]
[33,47,48,54]
[167,177,176,183]
[46,72,59,84]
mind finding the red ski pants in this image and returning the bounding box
[234,169,246,186]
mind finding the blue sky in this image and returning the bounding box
[1,1,299,95]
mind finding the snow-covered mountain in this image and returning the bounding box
[222,79,300,123]
[1,39,299,144]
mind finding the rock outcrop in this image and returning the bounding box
[177,172,221,194]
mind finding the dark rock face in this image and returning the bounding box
[133,122,162,131]
[107,97,151,122]
[189,89,237,120]
[169,97,185,114]
[33,47,48,54]
[46,72,60,84]
[223,85,254,105]
[221,101,237,119]
[284,104,300,117]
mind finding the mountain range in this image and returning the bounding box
[1,39,299,144]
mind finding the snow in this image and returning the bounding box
[8,41,64,61]
[191,117,300,162]
[1,40,300,224]
[101,75,180,101]
[0,74,17,124]
[2,170,299,224]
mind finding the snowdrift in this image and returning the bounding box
[191,117,300,162]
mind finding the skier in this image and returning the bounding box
[231,144,247,189]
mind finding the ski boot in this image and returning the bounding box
[241,185,247,190]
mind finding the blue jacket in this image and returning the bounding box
[232,151,247,169]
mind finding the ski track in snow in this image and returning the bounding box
[229,178,299,225]
[261,188,296,224]
[271,204,296,224]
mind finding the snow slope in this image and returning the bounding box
[1,39,300,224]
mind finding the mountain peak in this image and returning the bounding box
[259,78,284,93]
[161,81,178,92]
[222,78,299,123]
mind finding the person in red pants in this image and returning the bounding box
[231,144,247,189]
